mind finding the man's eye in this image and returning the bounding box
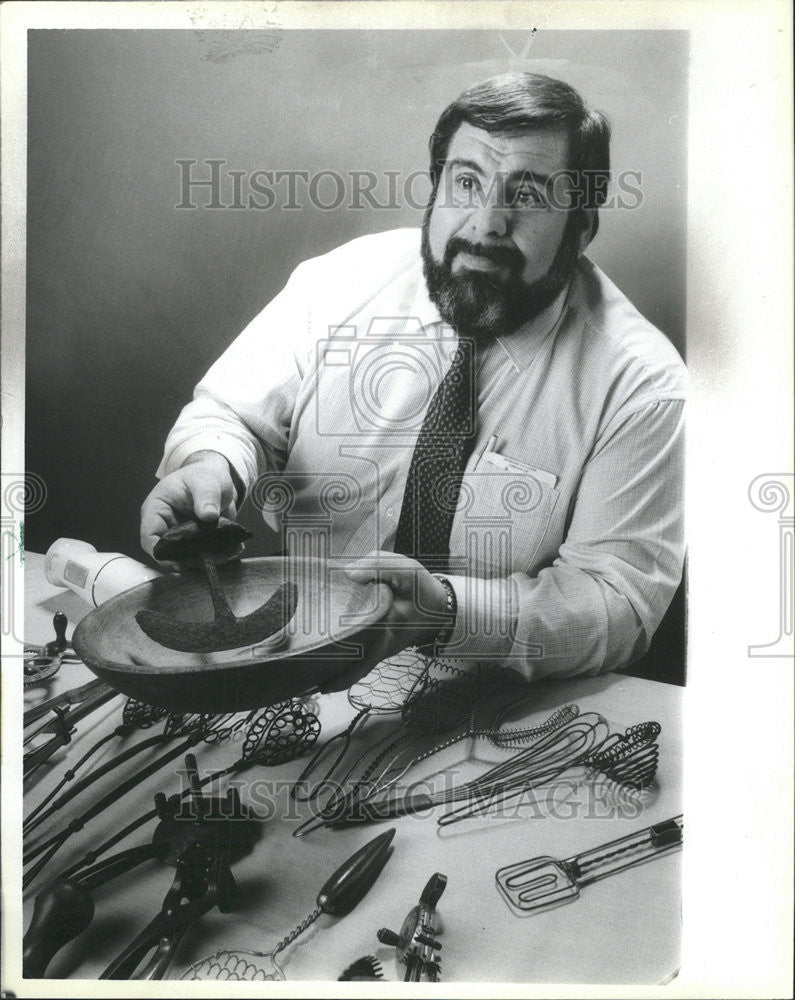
[454,174,477,191]
[512,187,544,207]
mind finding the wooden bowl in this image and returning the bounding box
[72,556,391,713]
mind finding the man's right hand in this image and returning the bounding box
[140,451,240,565]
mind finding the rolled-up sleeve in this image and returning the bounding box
[441,397,685,679]
[156,262,314,495]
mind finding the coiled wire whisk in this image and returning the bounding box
[587,721,662,789]
[180,905,323,981]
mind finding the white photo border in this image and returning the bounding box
[1,2,792,998]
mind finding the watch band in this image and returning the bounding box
[430,575,457,651]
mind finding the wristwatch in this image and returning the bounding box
[429,575,457,651]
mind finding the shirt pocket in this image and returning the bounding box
[450,466,560,576]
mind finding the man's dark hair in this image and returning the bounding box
[429,72,612,240]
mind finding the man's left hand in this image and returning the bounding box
[319,551,450,692]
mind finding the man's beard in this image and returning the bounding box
[421,208,581,341]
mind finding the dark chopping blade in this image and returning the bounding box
[136,520,297,653]
[136,575,298,653]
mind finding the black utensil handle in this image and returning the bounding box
[23,729,74,778]
[316,827,396,916]
[419,872,447,909]
[571,814,684,885]
[23,879,95,978]
[46,611,69,655]
[99,918,159,979]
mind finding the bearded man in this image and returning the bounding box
[140,72,686,688]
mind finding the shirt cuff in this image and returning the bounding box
[156,434,255,504]
[437,574,516,663]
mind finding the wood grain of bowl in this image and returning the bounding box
[72,556,391,713]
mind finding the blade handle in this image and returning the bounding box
[23,879,95,978]
[317,828,395,916]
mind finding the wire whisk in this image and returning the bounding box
[179,828,396,981]
[587,721,661,789]
[292,649,435,802]
[181,906,322,981]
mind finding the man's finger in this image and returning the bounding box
[171,543,245,572]
[344,550,411,586]
[190,480,223,522]
[140,498,177,558]
[344,564,377,583]
[192,480,237,524]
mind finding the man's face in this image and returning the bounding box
[422,122,585,339]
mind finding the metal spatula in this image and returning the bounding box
[495,814,683,915]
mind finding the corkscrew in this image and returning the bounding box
[24,611,83,686]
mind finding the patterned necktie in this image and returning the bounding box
[393,338,478,573]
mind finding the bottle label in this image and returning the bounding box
[63,560,89,589]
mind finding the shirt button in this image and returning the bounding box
[386,506,394,517]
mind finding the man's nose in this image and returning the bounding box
[468,198,510,240]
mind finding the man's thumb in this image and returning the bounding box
[197,501,220,521]
[193,483,222,521]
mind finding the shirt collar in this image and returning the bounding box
[494,282,571,371]
[410,265,573,371]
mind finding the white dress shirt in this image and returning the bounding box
[158,228,686,680]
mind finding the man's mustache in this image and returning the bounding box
[443,236,524,271]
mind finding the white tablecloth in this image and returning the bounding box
[20,552,682,985]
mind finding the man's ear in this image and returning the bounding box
[576,210,596,255]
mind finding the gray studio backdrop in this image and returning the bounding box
[26,29,687,564]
